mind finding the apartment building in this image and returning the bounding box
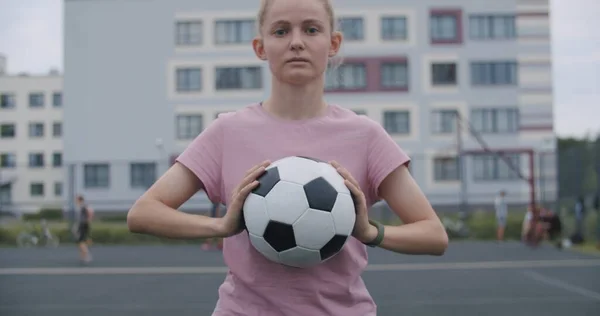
[0,56,64,214]
[63,0,556,212]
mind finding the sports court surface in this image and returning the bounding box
[1,241,599,316]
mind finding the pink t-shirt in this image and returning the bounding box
[176,103,410,316]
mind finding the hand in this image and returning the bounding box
[330,161,378,244]
[218,160,271,237]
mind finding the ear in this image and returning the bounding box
[329,31,343,57]
[252,37,267,60]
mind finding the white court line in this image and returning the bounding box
[523,270,600,302]
[1,259,600,275]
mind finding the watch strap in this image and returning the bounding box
[364,219,385,248]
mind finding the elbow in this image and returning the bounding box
[432,221,449,256]
[127,198,148,234]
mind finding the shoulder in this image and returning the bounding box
[212,103,264,129]
[327,104,383,135]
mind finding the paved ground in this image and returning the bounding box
[1,241,599,316]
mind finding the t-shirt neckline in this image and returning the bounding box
[255,102,334,125]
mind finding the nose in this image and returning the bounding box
[289,29,305,51]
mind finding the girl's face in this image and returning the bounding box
[253,0,342,86]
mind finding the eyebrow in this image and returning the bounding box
[270,19,325,27]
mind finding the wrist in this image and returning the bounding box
[210,217,228,238]
[360,222,380,244]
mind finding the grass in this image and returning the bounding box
[572,242,600,256]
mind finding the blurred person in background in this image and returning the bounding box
[74,195,94,264]
[572,196,585,244]
[494,190,508,242]
[522,205,562,249]
[594,193,599,249]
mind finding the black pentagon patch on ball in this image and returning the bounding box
[303,177,338,212]
[296,155,326,163]
[252,167,280,197]
[320,234,348,260]
[263,221,296,252]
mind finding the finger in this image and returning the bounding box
[237,180,260,202]
[344,179,365,206]
[244,162,264,176]
[239,165,267,189]
[336,165,361,190]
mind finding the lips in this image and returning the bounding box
[288,58,309,63]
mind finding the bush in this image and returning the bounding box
[444,209,599,241]
[0,221,205,246]
[1,210,597,246]
[22,208,64,221]
[463,210,525,240]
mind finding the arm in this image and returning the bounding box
[87,207,95,221]
[127,162,225,239]
[370,165,448,256]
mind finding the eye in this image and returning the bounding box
[273,28,287,36]
[306,27,320,34]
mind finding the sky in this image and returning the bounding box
[0,0,598,139]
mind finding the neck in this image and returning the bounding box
[263,77,327,120]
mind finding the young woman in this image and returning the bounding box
[127,0,448,314]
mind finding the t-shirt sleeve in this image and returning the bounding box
[175,116,225,204]
[366,119,411,201]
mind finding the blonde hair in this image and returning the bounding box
[257,0,337,34]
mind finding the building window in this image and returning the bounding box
[380,62,408,89]
[53,152,62,167]
[434,157,459,181]
[471,108,519,134]
[130,162,157,189]
[29,93,44,108]
[176,68,202,92]
[215,66,262,90]
[53,122,62,137]
[381,16,408,40]
[0,124,15,138]
[28,153,44,168]
[325,63,367,91]
[29,122,44,138]
[432,63,457,85]
[84,163,110,188]
[431,109,457,134]
[1,93,16,109]
[176,21,203,46]
[338,17,364,40]
[430,12,461,43]
[54,182,63,197]
[0,153,16,168]
[214,19,256,45]
[471,61,517,85]
[473,153,521,181]
[30,182,44,197]
[469,15,516,40]
[176,114,203,140]
[383,111,410,134]
[52,92,62,107]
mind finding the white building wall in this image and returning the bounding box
[0,73,64,214]
[64,0,556,212]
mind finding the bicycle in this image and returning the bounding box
[16,219,60,248]
[441,211,471,238]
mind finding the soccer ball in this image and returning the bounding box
[242,156,356,268]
